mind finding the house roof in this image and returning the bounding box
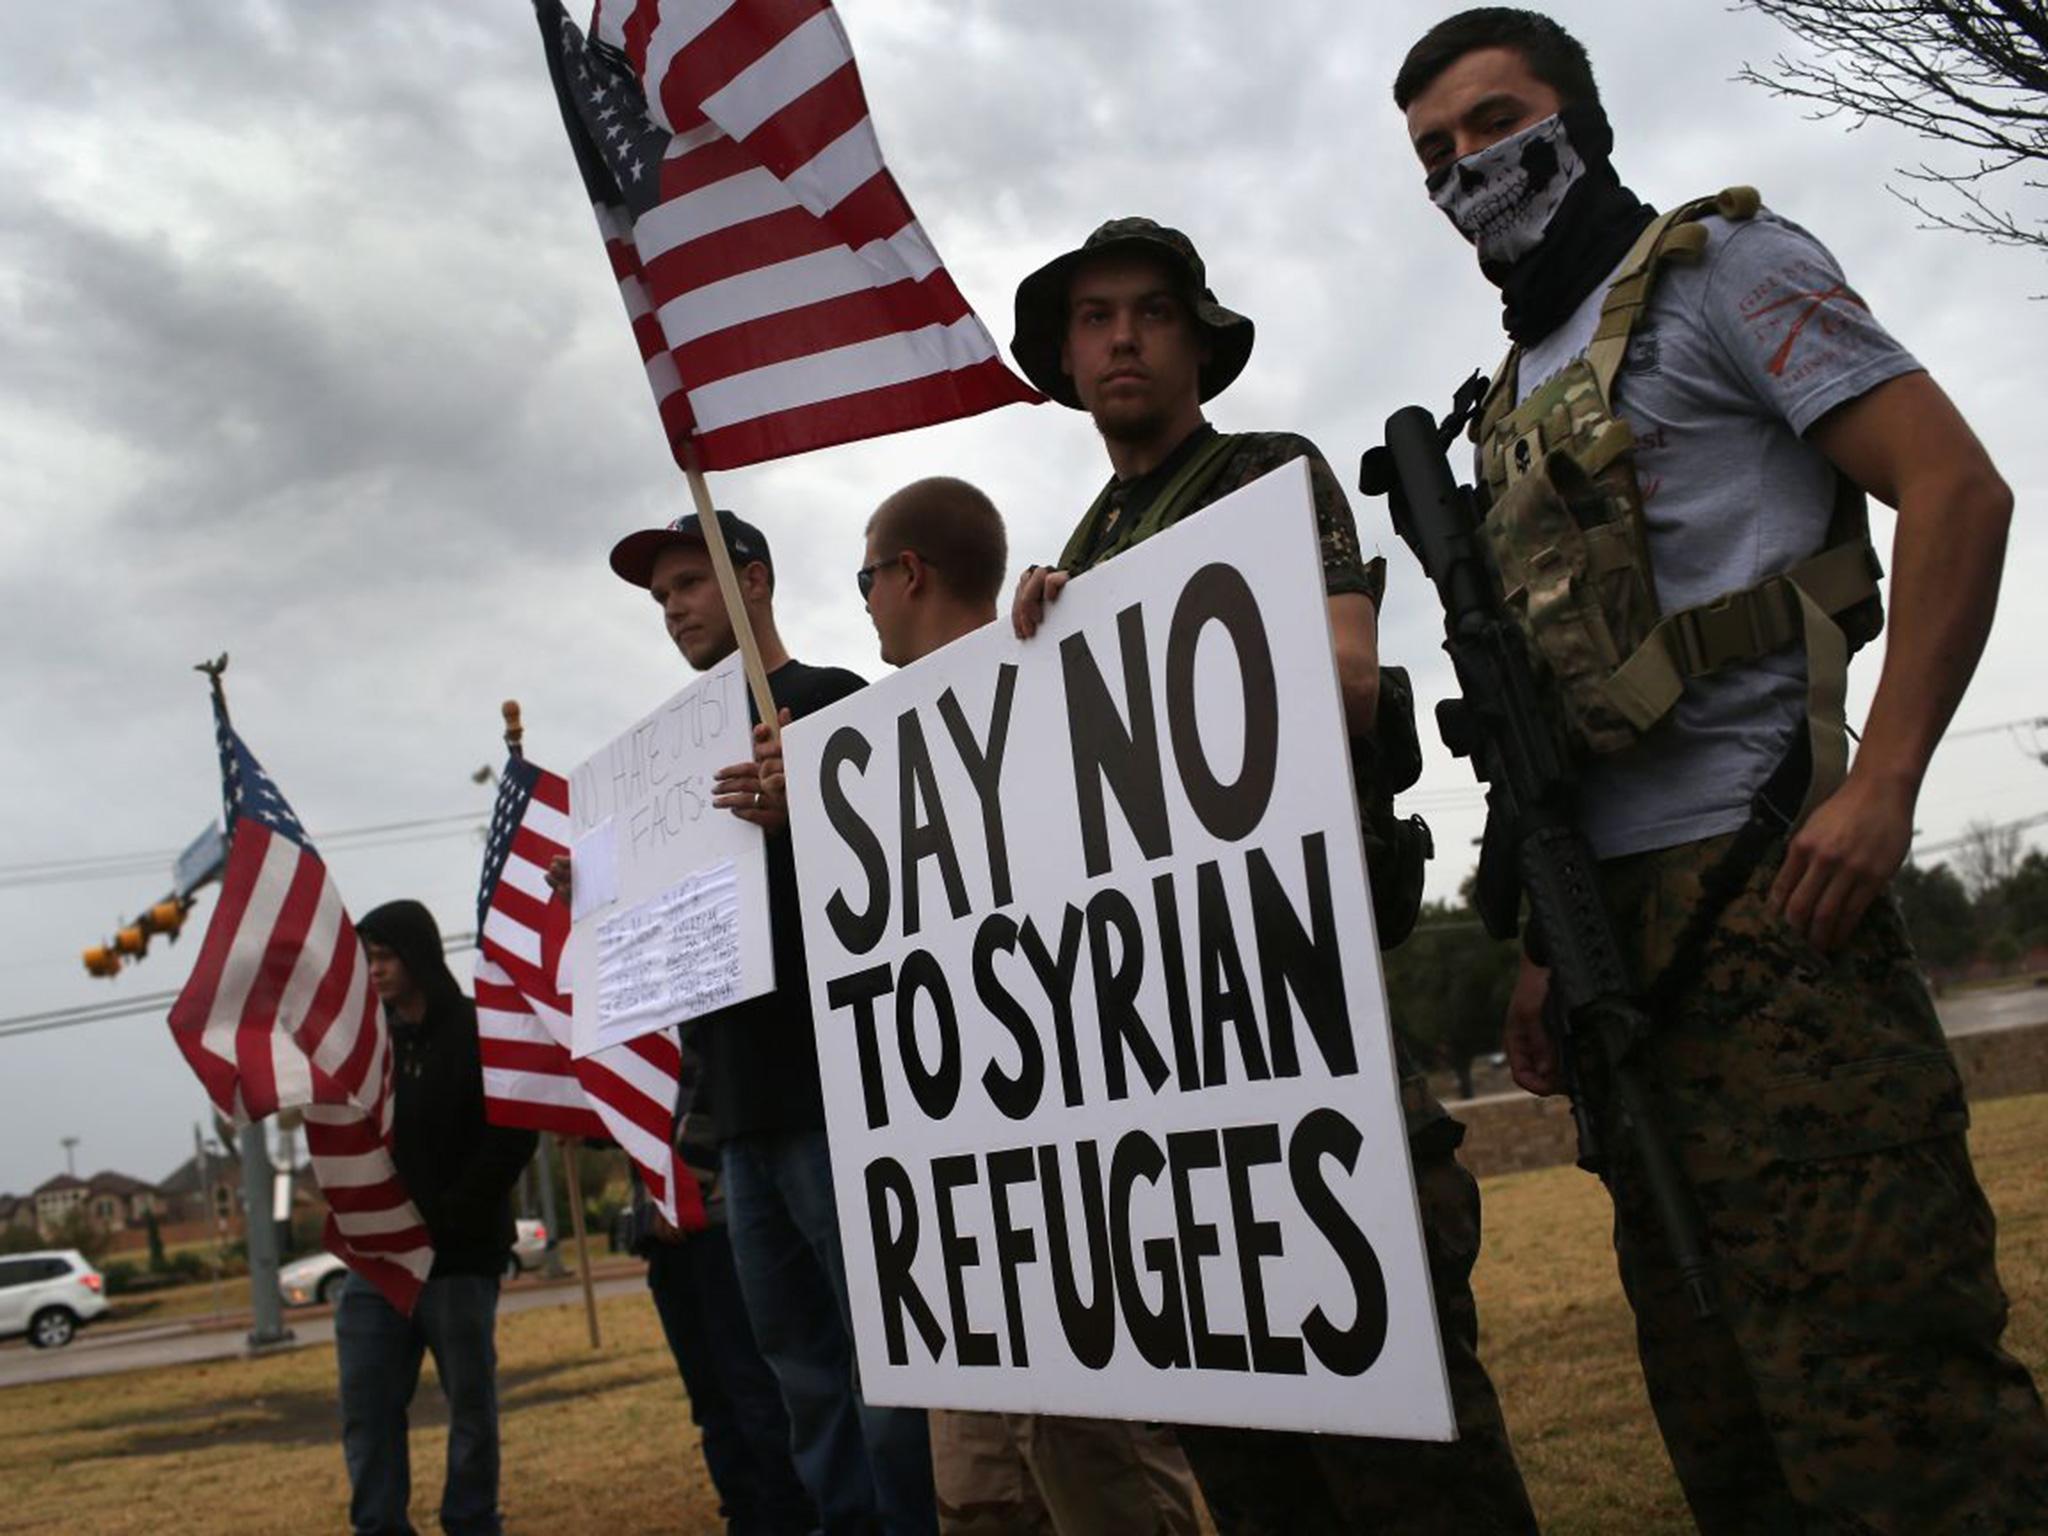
[33,1173,88,1196]
[87,1170,158,1198]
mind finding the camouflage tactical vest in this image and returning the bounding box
[1473,187,1884,819]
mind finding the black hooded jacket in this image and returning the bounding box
[357,899,537,1279]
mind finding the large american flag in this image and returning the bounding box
[167,697,432,1313]
[536,0,1039,471]
[475,754,705,1231]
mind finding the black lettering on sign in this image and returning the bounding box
[1039,1141,1115,1370]
[937,666,1018,909]
[1151,872,1201,1091]
[1109,1129,1189,1370]
[898,710,969,938]
[1223,1123,1304,1375]
[895,949,962,1123]
[932,1155,999,1367]
[1289,1109,1388,1377]
[826,963,895,1129]
[1249,834,1356,1078]
[973,915,1044,1122]
[1197,860,1270,1086]
[821,726,890,955]
[1062,603,1172,878]
[986,1146,1038,1368]
[1167,1128,1247,1372]
[1020,908,1087,1109]
[1086,888,1171,1102]
[865,1156,944,1366]
[1165,562,1279,842]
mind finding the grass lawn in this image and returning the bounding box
[4,1094,2043,1534]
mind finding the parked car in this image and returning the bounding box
[0,1249,110,1348]
[278,1219,550,1307]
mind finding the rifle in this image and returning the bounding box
[1360,384,1718,1320]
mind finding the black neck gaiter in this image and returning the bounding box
[1486,109,1655,345]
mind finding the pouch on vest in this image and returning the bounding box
[1473,187,1884,818]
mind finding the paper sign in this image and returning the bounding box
[570,819,620,923]
[782,462,1453,1439]
[567,652,775,1056]
[594,858,743,1037]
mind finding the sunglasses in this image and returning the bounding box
[856,551,934,599]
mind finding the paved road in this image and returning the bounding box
[0,1274,644,1390]
[1937,982,2048,1038]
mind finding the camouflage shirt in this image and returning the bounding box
[1061,424,1385,604]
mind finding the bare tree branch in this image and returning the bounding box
[1739,0,2048,254]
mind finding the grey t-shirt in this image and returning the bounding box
[1514,209,1920,858]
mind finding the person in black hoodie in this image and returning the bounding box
[336,898,537,1536]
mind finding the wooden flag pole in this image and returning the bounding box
[682,440,780,748]
[501,699,601,1349]
[559,1136,602,1350]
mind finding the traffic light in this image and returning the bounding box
[81,895,194,976]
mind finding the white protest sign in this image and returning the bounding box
[568,651,773,1057]
[784,461,1453,1438]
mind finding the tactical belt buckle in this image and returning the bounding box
[1670,585,1796,676]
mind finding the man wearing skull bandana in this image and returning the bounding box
[1396,9,2048,1532]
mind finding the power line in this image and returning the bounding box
[0,934,479,1042]
[1911,811,2048,860]
[1945,715,2048,742]
[0,815,487,894]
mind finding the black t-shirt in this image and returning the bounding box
[688,657,865,1140]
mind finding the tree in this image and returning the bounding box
[144,1207,168,1272]
[1384,896,1521,1100]
[1894,859,1980,966]
[1738,1,2048,256]
[1958,815,2025,896]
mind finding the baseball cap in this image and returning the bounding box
[607,509,774,589]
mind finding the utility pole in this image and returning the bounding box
[534,1135,566,1280]
[238,1123,292,1348]
[60,1136,79,1178]
[195,1123,224,1323]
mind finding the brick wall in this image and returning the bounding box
[1456,1018,2048,1181]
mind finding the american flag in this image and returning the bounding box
[536,0,1039,471]
[167,696,432,1313]
[475,754,705,1231]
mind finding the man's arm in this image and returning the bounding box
[1770,369,2012,950]
[1328,592,1380,734]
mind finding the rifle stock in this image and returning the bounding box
[1362,402,1718,1320]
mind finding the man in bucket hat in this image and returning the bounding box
[1010,218,1538,1534]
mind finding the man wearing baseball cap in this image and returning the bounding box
[1008,220,1536,1533]
[584,509,938,1535]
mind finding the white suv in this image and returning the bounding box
[0,1249,110,1348]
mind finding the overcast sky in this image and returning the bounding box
[4,0,2043,1192]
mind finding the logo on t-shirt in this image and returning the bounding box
[1742,268,1870,380]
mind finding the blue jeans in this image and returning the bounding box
[335,1271,503,1536]
[723,1129,935,1536]
[647,1222,817,1535]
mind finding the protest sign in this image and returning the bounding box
[783,462,1454,1438]
[567,652,774,1058]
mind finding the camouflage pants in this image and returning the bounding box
[929,1408,1200,1535]
[1174,1091,1538,1536]
[1590,830,2048,1534]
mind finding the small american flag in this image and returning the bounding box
[475,754,704,1230]
[168,696,432,1313]
[536,0,1039,471]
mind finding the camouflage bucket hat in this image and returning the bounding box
[1009,217,1254,410]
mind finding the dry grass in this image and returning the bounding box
[3,1094,2043,1535]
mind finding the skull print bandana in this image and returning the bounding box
[1428,112,1585,266]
